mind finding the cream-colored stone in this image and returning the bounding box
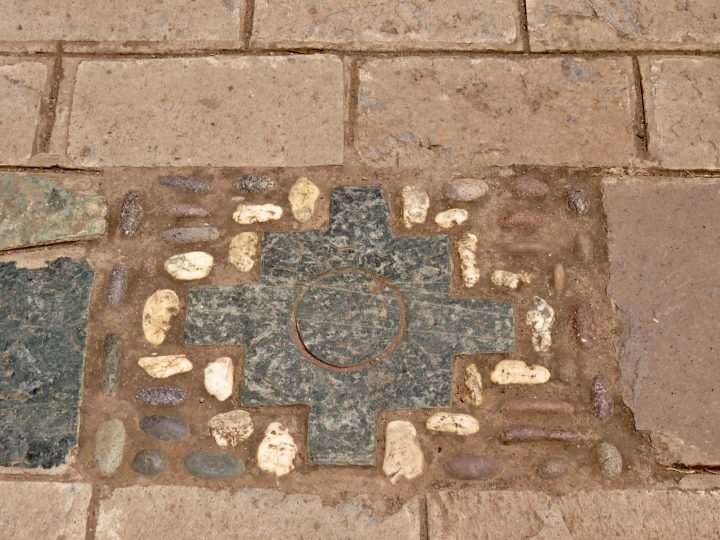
[491,359,550,385]
[208,410,254,447]
[383,420,425,484]
[0,61,47,164]
[164,251,213,281]
[464,364,483,406]
[642,57,720,169]
[228,232,258,272]
[68,56,344,167]
[401,185,430,228]
[204,357,234,401]
[356,57,635,168]
[233,203,283,224]
[289,177,320,223]
[138,355,193,379]
[456,233,479,288]
[142,289,180,345]
[425,413,479,436]
[257,422,297,477]
[434,209,468,229]
[526,296,555,352]
[491,269,532,290]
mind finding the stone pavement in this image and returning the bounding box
[0,0,719,537]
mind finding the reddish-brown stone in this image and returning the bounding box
[572,299,596,350]
[504,399,575,415]
[498,210,547,229]
[498,241,555,256]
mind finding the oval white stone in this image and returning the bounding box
[164,251,213,281]
[435,208,468,229]
[204,357,234,401]
[257,422,297,477]
[228,232,258,272]
[138,355,193,379]
[289,177,320,223]
[383,420,425,484]
[464,364,483,406]
[401,185,429,228]
[233,203,283,224]
[526,296,555,352]
[490,359,550,385]
[426,412,480,435]
[142,289,180,345]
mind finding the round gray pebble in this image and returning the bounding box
[596,442,623,479]
[442,178,489,201]
[105,263,128,305]
[444,455,500,480]
[234,174,275,193]
[139,415,190,441]
[184,451,244,479]
[536,455,573,479]
[95,419,125,476]
[100,333,123,396]
[135,386,187,406]
[567,187,590,215]
[131,449,167,476]
[119,191,142,237]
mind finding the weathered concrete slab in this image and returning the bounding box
[96,486,421,540]
[0,257,94,468]
[355,57,636,168]
[604,177,720,465]
[252,0,521,50]
[427,489,720,539]
[67,56,344,167]
[0,481,92,540]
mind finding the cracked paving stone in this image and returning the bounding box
[186,186,514,465]
[0,257,94,469]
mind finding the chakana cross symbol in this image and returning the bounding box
[185,186,515,465]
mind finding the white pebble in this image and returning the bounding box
[491,269,532,290]
[204,357,234,401]
[142,289,180,345]
[490,359,550,385]
[257,422,297,477]
[526,296,555,352]
[456,233,479,288]
[383,421,425,484]
[233,203,283,224]
[228,232,258,272]
[208,410,254,447]
[401,185,429,228]
[435,208,468,229]
[164,251,213,281]
[426,412,479,435]
[138,355,193,379]
[464,364,483,406]
[288,177,320,223]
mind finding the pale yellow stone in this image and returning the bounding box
[233,203,283,224]
[491,359,550,385]
[491,269,532,290]
[289,177,320,223]
[464,364,483,406]
[142,289,180,345]
[228,232,258,272]
[208,410,254,447]
[164,251,213,281]
[526,296,555,352]
[204,357,234,401]
[425,413,479,435]
[383,420,425,484]
[401,185,430,228]
[456,233,479,288]
[138,355,193,379]
[434,208,468,229]
[257,422,297,477]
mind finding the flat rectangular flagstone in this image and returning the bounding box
[0,257,94,469]
[67,56,344,167]
[252,0,521,50]
[355,57,636,168]
[0,173,107,251]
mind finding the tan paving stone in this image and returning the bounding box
[0,0,243,46]
[252,0,521,51]
[0,481,92,540]
[95,486,420,540]
[642,57,720,169]
[66,56,344,167]
[427,489,720,539]
[0,60,47,164]
[527,0,720,51]
[355,57,636,168]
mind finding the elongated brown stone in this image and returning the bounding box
[119,191,142,237]
[501,426,580,443]
[552,263,565,292]
[499,210,547,229]
[498,241,554,255]
[573,299,597,350]
[504,399,575,415]
[105,263,128,305]
[575,232,593,263]
[512,177,549,198]
[591,374,614,422]
[444,455,500,480]
[170,204,209,218]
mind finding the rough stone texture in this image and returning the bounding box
[527,0,720,51]
[604,177,720,465]
[427,490,720,539]
[96,486,420,539]
[0,481,92,540]
[642,57,720,170]
[252,0,520,50]
[0,174,107,251]
[186,186,514,464]
[0,258,93,468]
[67,56,344,167]
[184,451,244,479]
[0,0,243,44]
[355,57,636,168]
[0,61,46,164]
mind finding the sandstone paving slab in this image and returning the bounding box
[185,186,514,464]
[95,486,421,539]
[0,0,243,45]
[355,57,636,168]
[0,257,94,469]
[527,0,720,51]
[0,481,92,540]
[0,173,107,251]
[0,60,47,164]
[427,489,720,539]
[604,177,720,465]
[67,56,344,167]
[252,0,521,50]
[641,57,720,169]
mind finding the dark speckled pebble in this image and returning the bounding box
[596,442,622,478]
[444,455,500,480]
[234,174,275,193]
[160,227,220,244]
[119,191,142,237]
[139,415,190,441]
[567,187,590,215]
[131,449,167,476]
[135,387,187,406]
[158,175,211,193]
[100,333,123,396]
[591,374,614,422]
[572,299,597,350]
[184,451,244,479]
[536,455,573,479]
[105,263,128,305]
